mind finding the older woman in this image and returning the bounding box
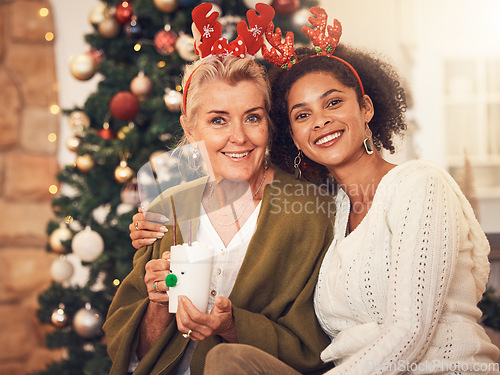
[203,8,500,373]
[104,53,336,375]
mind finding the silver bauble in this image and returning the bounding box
[73,303,104,338]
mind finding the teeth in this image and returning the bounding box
[316,131,342,145]
[224,152,249,158]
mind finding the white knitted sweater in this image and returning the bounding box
[314,160,500,374]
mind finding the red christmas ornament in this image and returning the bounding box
[115,1,134,25]
[98,125,116,140]
[87,48,105,64]
[272,0,300,16]
[154,29,178,56]
[109,91,140,121]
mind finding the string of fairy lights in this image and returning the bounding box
[38,6,61,196]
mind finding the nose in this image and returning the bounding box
[229,122,247,144]
[314,114,331,129]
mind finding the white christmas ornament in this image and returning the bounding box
[73,303,104,338]
[293,8,311,28]
[92,204,111,225]
[117,203,135,216]
[50,256,74,283]
[175,33,198,62]
[72,226,104,262]
[163,89,182,112]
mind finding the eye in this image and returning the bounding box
[294,112,310,121]
[327,99,341,108]
[246,114,261,124]
[210,116,227,127]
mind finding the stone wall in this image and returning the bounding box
[0,0,64,373]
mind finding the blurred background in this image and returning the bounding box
[0,0,499,373]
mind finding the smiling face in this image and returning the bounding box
[183,79,269,185]
[287,71,374,171]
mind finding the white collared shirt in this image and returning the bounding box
[175,201,262,375]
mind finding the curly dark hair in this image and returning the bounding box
[268,44,407,184]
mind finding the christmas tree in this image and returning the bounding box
[34,0,317,374]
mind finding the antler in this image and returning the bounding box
[302,7,342,54]
[192,3,222,58]
[261,23,297,69]
[237,3,275,56]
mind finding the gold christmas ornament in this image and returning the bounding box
[69,111,90,131]
[66,136,81,152]
[153,0,178,13]
[69,54,97,81]
[76,154,95,173]
[114,160,134,183]
[99,16,121,38]
[51,304,68,327]
[49,224,73,253]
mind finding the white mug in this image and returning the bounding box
[168,242,214,313]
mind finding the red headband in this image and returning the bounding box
[261,7,364,96]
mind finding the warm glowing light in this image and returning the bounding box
[175,85,182,92]
[50,104,60,114]
[158,61,166,68]
[48,133,57,142]
[45,32,54,42]
[65,216,74,224]
[39,8,49,17]
[113,279,121,286]
[49,185,58,194]
[134,44,142,52]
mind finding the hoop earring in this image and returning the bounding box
[363,126,374,155]
[293,150,302,180]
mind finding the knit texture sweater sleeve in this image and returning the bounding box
[325,163,464,374]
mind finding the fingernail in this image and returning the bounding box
[159,226,168,233]
[156,232,165,238]
[160,216,169,222]
[146,238,156,244]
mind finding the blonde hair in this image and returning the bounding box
[179,56,273,146]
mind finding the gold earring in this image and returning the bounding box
[293,150,302,180]
[363,126,374,155]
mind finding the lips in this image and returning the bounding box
[315,130,343,145]
[222,151,250,158]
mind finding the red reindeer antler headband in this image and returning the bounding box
[262,7,364,96]
[183,3,275,113]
